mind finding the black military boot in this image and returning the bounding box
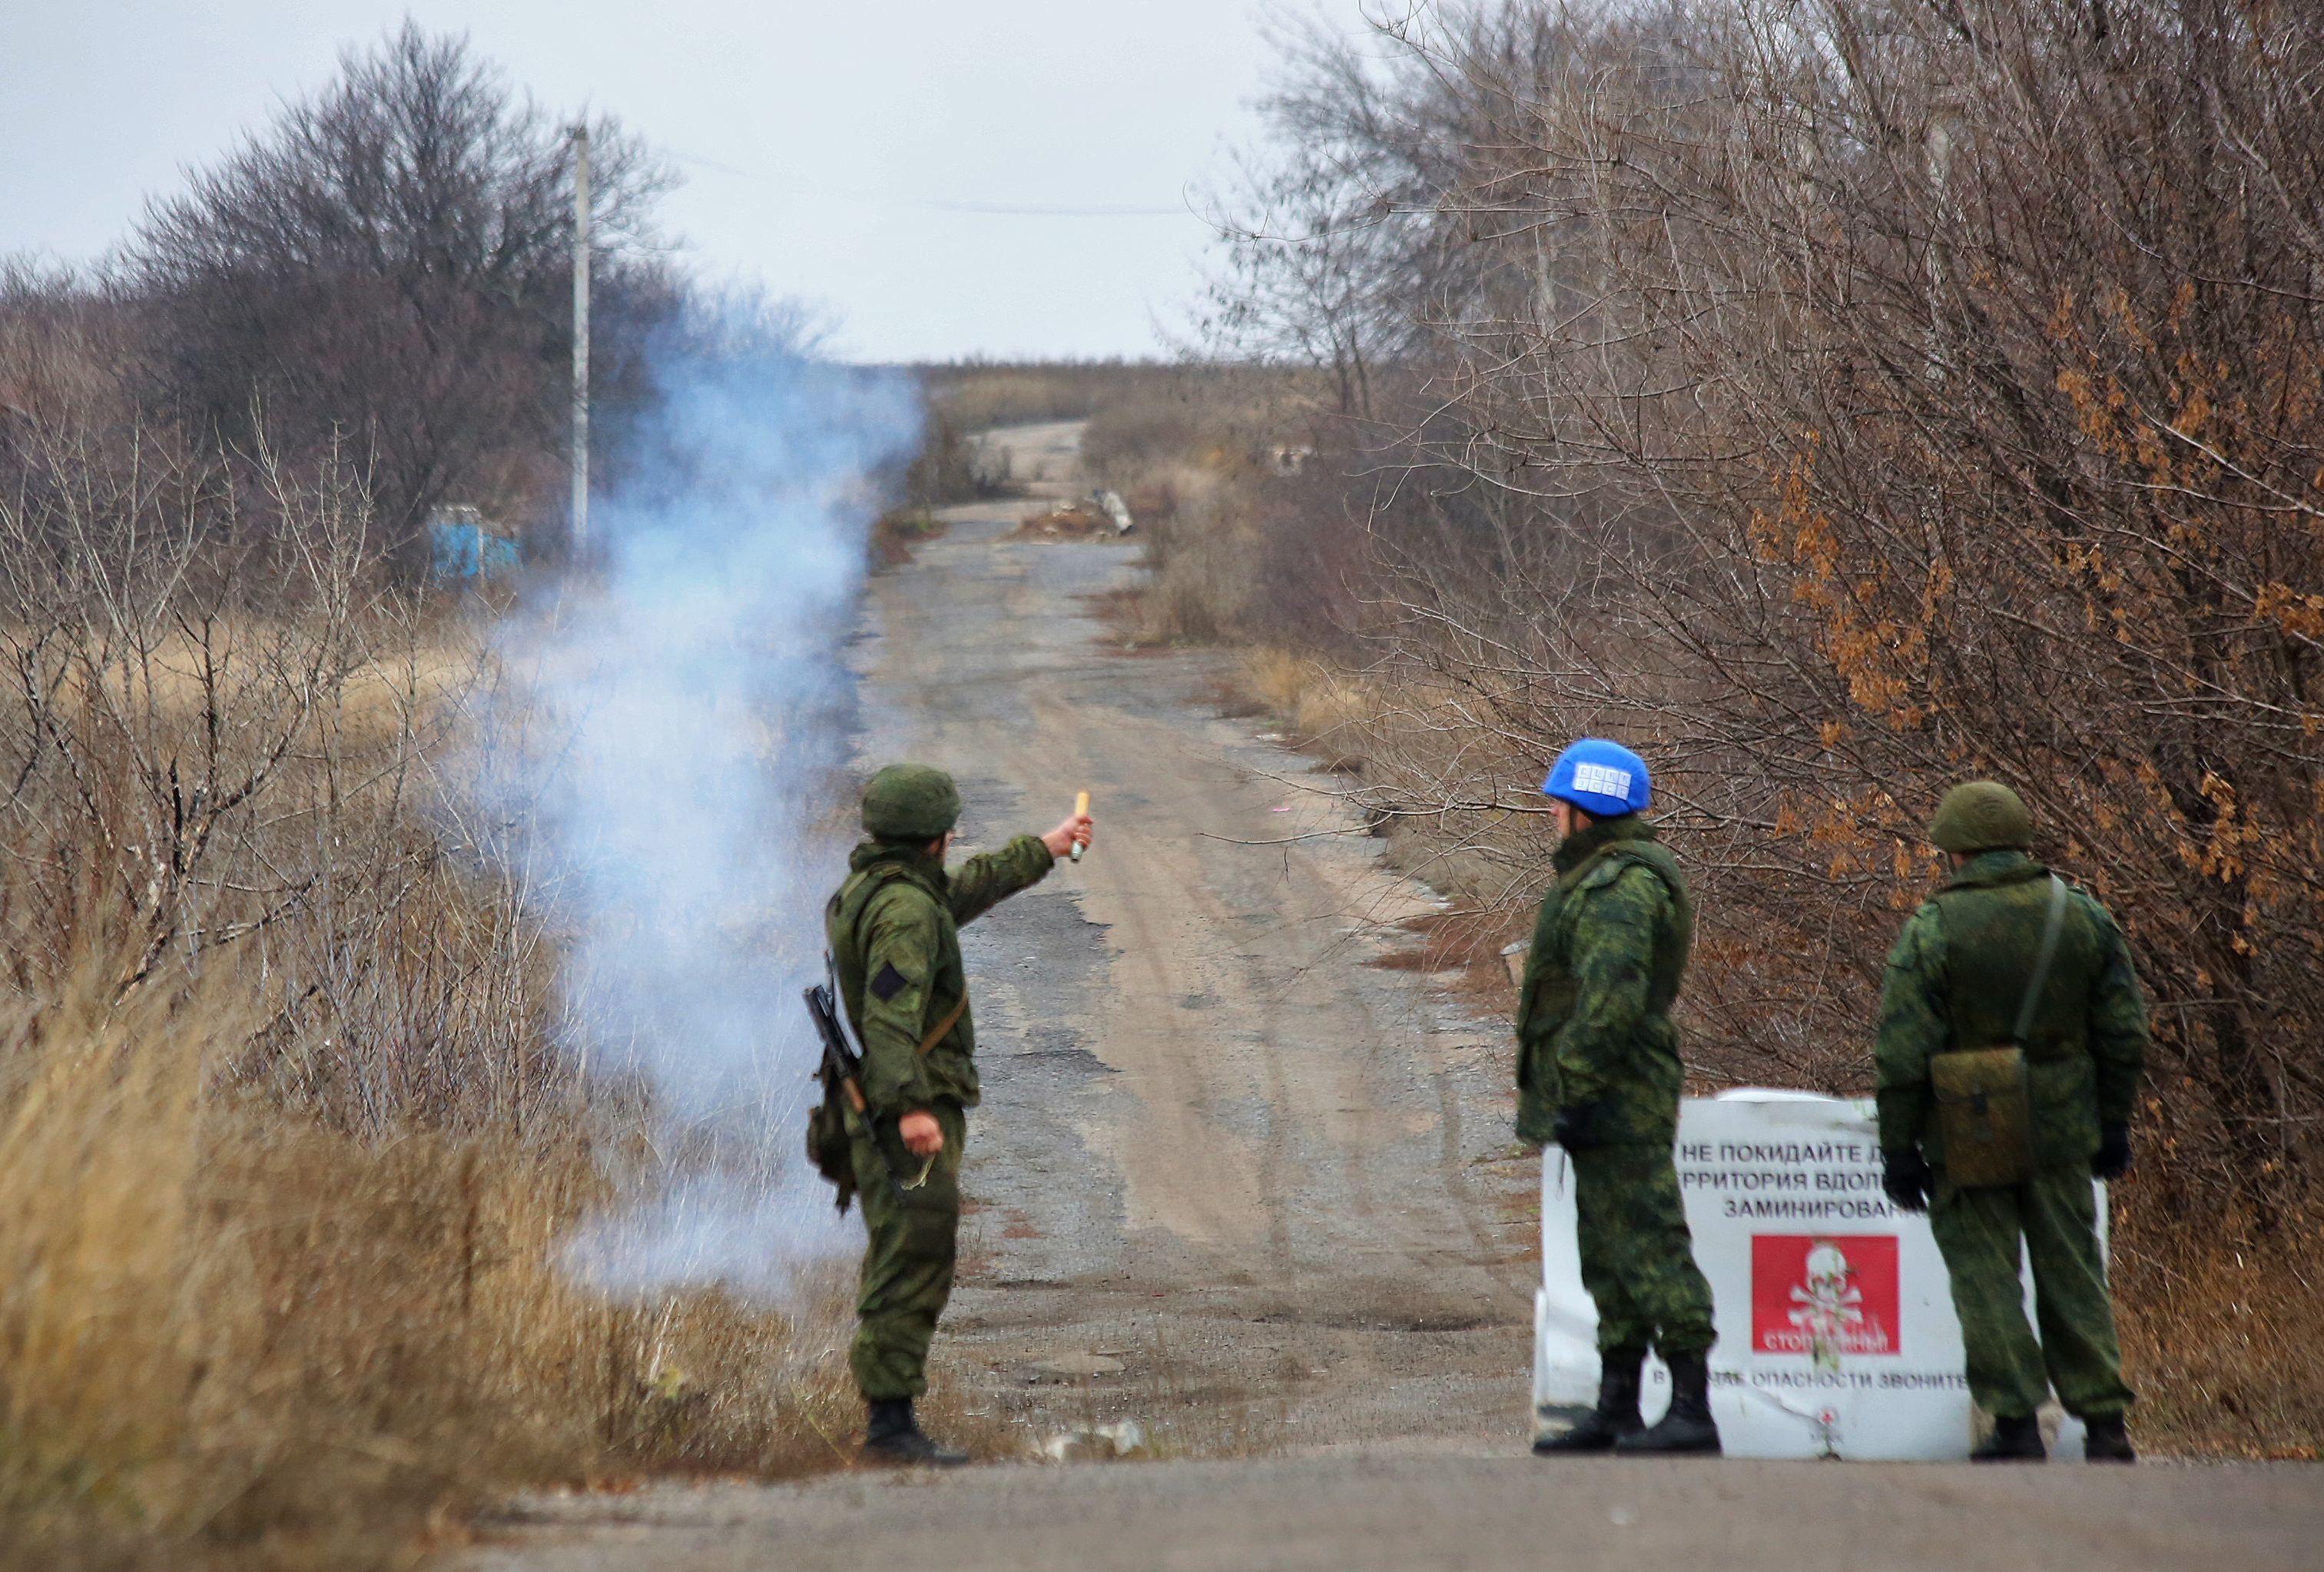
[1534,1346,1646,1454]
[1616,1351,1722,1455]
[2082,1415,2136,1463]
[1970,1412,2047,1462]
[861,1398,969,1467]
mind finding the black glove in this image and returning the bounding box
[1553,1100,1608,1150]
[1882,1149,1931,1213]
[2091,1123,2132,1181]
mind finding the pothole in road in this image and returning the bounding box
[1023,1352,1129,1383]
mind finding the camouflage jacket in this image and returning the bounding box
[1875,850,2149,1167]
[826,834,1054,1116]
[1515,814,1694,1147]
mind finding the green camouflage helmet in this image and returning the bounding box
[861,763,961,842]
[1929,781,2032,854]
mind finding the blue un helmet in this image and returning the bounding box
[1541,738,1652,818]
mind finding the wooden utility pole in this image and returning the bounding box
[570,122,591,552]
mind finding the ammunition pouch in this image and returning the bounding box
[1928,873,2067,1189]
[806,1092,859,1214]
[1932,1046,2034,1188]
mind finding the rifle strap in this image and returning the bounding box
[918,994,968,1056]
[2010,875,2070,1046]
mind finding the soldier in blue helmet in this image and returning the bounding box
[1520,738,1722,1456]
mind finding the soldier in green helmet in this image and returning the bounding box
[1876,781,2148,1462]
[825,763,1092,1465]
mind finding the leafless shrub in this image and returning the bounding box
[0,401,559,1133]
[0,390,880,1560]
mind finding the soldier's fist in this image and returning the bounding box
[899,1110,944,1156]
[1882,1149,1931,1212]
[1553,1099,1608,1149]
[2091,1122,2131,1181]
[1041,814,1093,860]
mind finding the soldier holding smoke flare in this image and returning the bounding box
[816,764,1090,1466]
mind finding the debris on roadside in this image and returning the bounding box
[1500,940,1530,988]
[1092,488,1135,534]
[1036,1420,1149,1464]
[1013,489,1135,541]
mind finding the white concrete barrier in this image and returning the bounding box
[1532,1089,2104,1460]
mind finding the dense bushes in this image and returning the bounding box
[1193,0,2324,1452]
[1214,0,2324,1205]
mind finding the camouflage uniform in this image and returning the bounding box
[827,773,1054,1402]
[1876,847,2149,1422]
[1517,814,1716,1359]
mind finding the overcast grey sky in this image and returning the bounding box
[2,2,1342,362]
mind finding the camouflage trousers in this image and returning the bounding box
[1570,1142,1718,1358]
[847,1101,967,1401]
[1928,1163,2133,1421]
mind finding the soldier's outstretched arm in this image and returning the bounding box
[945,833,1058,927]
[1547,866,1665,1107]
[2084,897,2150,1129]
[855,894,944,1116]
[1873,905,1948,1158]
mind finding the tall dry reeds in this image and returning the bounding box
[0,967,564,1565]
[0,957,869,1569]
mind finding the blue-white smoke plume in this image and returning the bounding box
[489,293,917,1296]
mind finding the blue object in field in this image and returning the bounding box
[427,508,519,582]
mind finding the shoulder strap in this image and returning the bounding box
[917,994,968,1056]
[1560,841,1633,894]
[834,861,914,946]
[2009,874,2070,1046]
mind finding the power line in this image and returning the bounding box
[665,148,1192,219]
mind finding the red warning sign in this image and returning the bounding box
[1751,1234,1900,1361]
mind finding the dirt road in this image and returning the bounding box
[469,423,2319,1571]
[837,420,1540,1451]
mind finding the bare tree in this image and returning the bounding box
[124,22,674,558]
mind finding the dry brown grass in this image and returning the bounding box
[2113,1198,2324,1459]
[1076,370,1315,485]
[0,959,877,1570]
[917,362,1189,433]
[1238,648,1372,750]
[1113,467,1252,646]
